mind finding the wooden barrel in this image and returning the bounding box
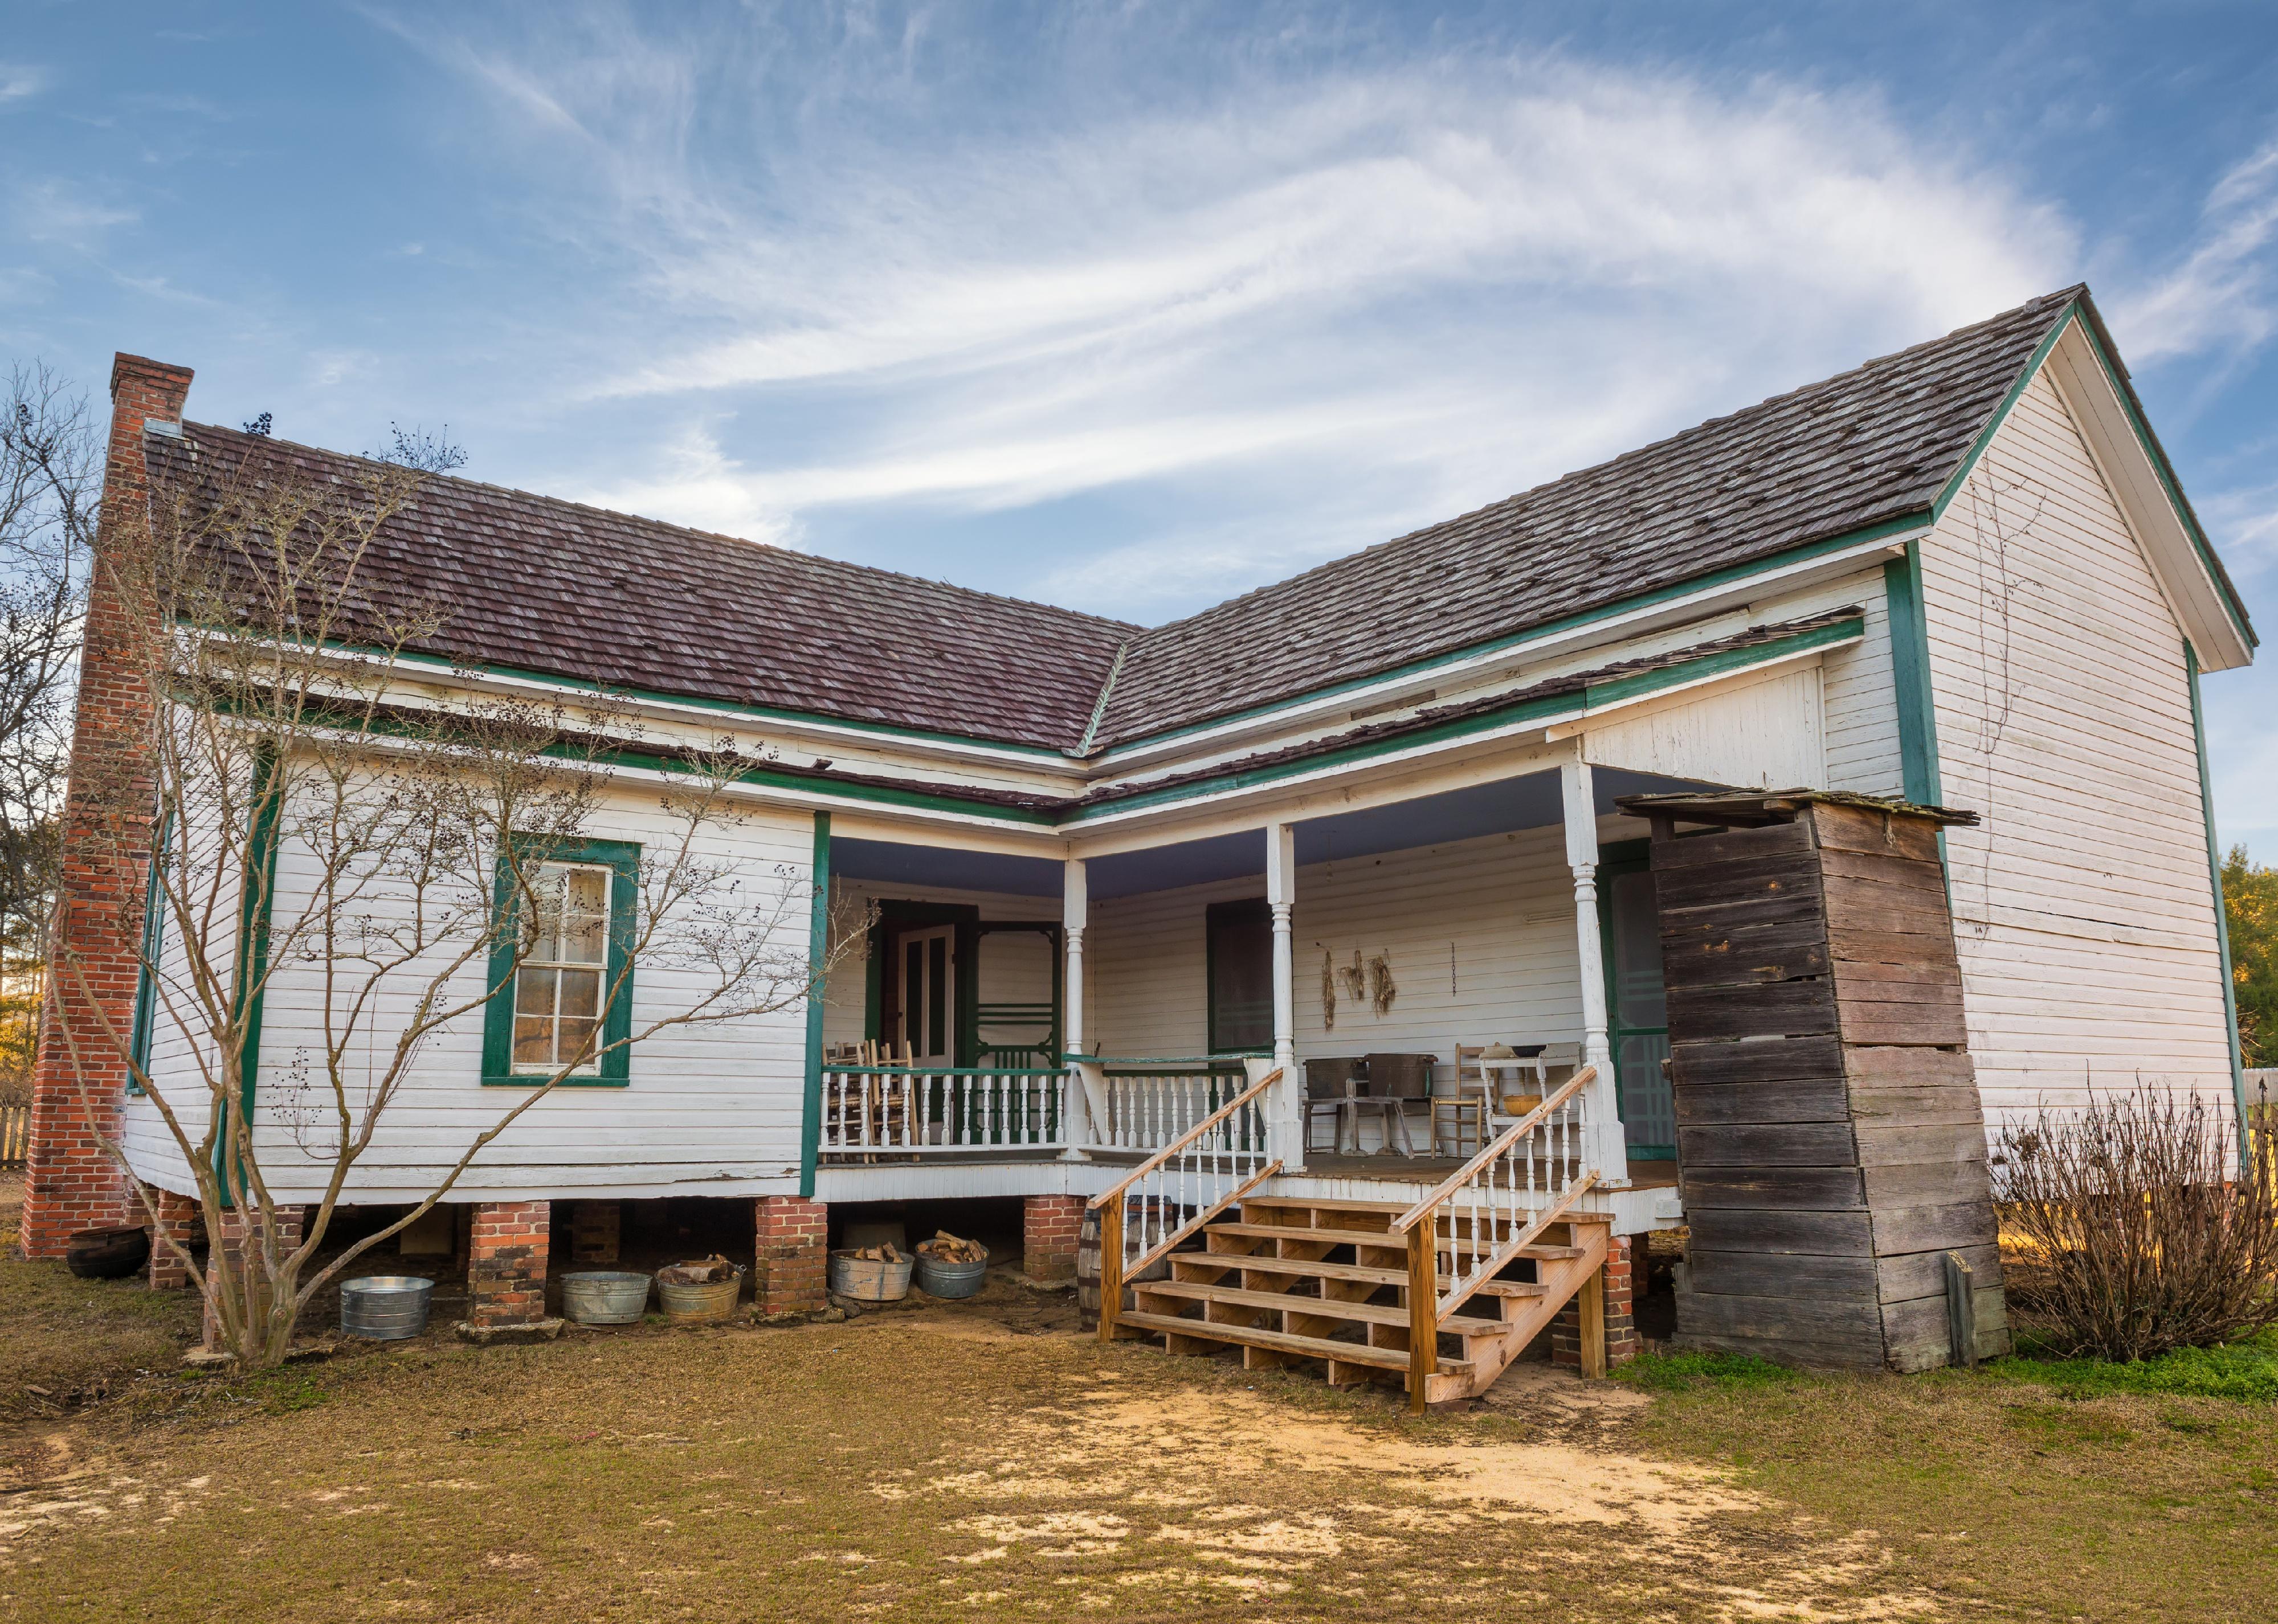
[1077,1200,1186,1330]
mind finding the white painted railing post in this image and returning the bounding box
[1266,822,1305,1173]
[1561,757,1630,1188]
[1061,857,1092,1161]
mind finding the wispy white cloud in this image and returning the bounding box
[0,63,47,107]
[383,10,2077,618]
[2111,138,2278,364]
[10,179,135,251]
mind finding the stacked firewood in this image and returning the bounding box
[846,1242,904,1263]
[915,1231,985,1263]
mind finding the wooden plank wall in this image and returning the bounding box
[1658,801,2010,1369]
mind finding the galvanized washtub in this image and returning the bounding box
[340,1275,435,1340]
[830,1249,913,1303]
[561,1270,652,1326]
[915,1246,989,1300]
[656,1262,745,1325]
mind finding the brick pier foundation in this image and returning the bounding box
[1553,1234,1639,1373]
[1022,1194,1084,1282]
[468,1201,551,1328]
[147,1188,201,1290]
[756,1195,827,1314]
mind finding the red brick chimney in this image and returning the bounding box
[19,354,193,1258]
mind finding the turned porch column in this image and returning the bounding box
[1561,758,1631,1188]
[1060,856,1094,1159]
[1265,821,1305,1171]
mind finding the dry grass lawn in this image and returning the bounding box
[2,1187,2272,1623]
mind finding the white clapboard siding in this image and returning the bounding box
[1088,821,1590,1068]
[121,784,819,1202]
[819,880,1059,1052]
[119,829,239,1194]
[1920,365,2234,1129]
[1583,665,1824,789]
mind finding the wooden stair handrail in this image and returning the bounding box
[1085,1068,1283,1211]
[1388,1065,1597,1235]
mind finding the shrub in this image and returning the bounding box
[1993,1084,2278,1361]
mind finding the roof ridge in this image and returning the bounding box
[172,421,1146,638]
[1122,283,2087,652]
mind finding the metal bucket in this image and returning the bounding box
[340,1275,434,1340]
[562,1270,651,1326]
[657,1268,744,1325]
[915,1246,989,1300]
[830,1249,913,1302]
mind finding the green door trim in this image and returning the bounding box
[1597,838,1675,1160]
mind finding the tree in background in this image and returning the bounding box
[0,366,99,1104]
[2223,844,2278,1072]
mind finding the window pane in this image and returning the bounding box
[562,868,609,964]
[559,968,601,1019]
[513,1015,554,1066]
[558,1017,599,1069]
[515,966,556,1016]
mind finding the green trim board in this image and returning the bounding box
[125,811,173,1096]
[799,811,830,1197]
[217,751,284,1205]
[1881,544,1944,807]
[2186,647,2250,1140]
[480,835,641,1088]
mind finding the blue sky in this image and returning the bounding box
[7,2,2278,838]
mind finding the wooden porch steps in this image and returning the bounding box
[1109,1193,1614,1405]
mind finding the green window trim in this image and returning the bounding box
[125,811,174,1096]
[480,835,640,1088]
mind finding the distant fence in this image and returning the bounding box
[0,1103,26,1169]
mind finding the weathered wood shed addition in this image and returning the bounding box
[1618,790,2011,1371]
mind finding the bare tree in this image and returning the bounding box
[0,366,97,1099]
[50,430,856,1368]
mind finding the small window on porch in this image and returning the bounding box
[1206,897,1272,1055]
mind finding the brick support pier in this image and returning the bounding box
[756,1195,827,1314]
[21,354,194,1258]
[468,1201,551,1328]
[1022,1194,1084,1282]
[570,1199,621,1264]
[148,1188,201,1290]
[201,1204,307,1348]
[1553,1234,1639,1373]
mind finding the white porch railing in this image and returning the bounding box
[821,1067,1071,1157]
[1089,1062,1250,1152]
[1090,1068,1284,1343]
[1387,1065,1599,1411]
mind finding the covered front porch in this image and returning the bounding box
[810,751,1703,1231]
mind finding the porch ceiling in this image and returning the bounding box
[832,765,1707,900]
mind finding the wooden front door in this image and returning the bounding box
[896,924,957,1066]
[1600,850,1675,1159]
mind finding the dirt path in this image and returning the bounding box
[0,1298,1949,1622]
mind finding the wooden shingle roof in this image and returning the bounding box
[1092,286,2088,748]
[145,428,1137,752]
[144,285,2158,759]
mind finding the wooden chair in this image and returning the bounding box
[1362,1053,1430,1158]
[1303,1058,1363,1154]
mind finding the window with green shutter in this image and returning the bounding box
[481,837,639,1087]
